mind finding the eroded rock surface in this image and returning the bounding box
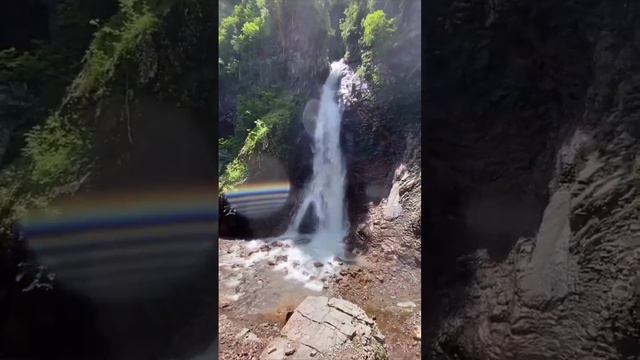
[260,296,387,360]
[424,1,640,359]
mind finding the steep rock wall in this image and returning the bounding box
[425,1,640,358]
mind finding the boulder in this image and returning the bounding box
[259,296,387,359]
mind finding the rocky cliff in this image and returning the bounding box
[425,1,640,358]
[218,0,421,243]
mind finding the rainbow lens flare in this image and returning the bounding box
[225,181,290,219]
[19,186,218,302]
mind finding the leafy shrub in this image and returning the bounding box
[71,0,160,98]
[220,158,249,192]
[219,136,243,173]
[219,88,299,191]
[22,114,87,186]
[339,0,367,47]
[361,10,396,51]
[218,0,271,79]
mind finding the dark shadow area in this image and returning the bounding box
[0,92,218,359]
[89,93,216,190]
[423,0,594,352]
[0,233,107,360]
[0,0,52,50]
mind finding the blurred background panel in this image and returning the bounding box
[0,0,218,359]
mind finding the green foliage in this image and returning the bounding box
[71,0,160,98]
[237,89,280,129]
[218,0,271,79]
[235,18,264,51]
[0,0,165,240]
[353,9,398,92]
[339,0,367,45]
[0,112,88,238]
[221,158,249,192]
[219,88,299,191]
[22,114,87,186]
[239,119,270,156]
[0,48,53,83]
[361,10,396,50]
[219,15,239,44]
[219,136,243,173]
[357,50,380,85]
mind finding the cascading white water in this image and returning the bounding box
[289,60,349,258]
[224,61,351,292]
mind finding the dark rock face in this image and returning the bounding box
[297,203,318,235]
[0,0,52,49]
[425,1,640,359]
[219,195,254,239]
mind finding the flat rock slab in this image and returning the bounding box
[259,296,387,359]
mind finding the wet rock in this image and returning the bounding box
[260,244,271,252]
[383,165,406,220]
[259,296,386,359]
[244,332,262,344]
[397,301,416,308]
[297,203,318,234]
[236,328,250,339]
[276,255,288,263]
[294,236,311,245]
[313,261,324,268]
[284,344,295,356]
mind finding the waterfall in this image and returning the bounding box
[225,60,352,292]
[289,60,349,259]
